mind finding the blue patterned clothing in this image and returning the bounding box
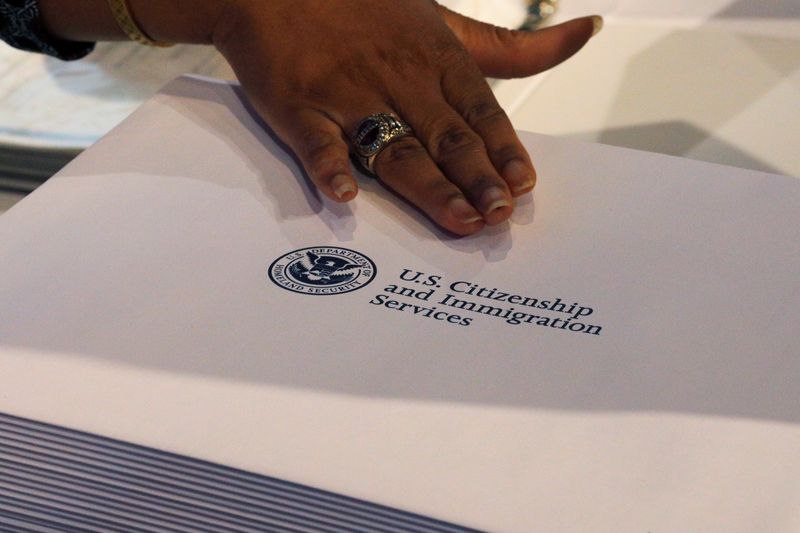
[0,0,94,60]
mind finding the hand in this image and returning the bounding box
[213,0,599,235]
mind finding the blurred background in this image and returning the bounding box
[1,0,798,213]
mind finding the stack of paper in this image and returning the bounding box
[0,42,232,189]
[0,76,798,531]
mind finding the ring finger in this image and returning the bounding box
[343,106,487,235]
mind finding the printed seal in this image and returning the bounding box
[269,246,377,295]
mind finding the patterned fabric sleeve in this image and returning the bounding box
[0,0,94,60]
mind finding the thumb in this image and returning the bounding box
[438,6,602,79]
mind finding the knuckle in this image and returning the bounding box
[462,98,506,126]
[442,49,478,78]
[378,137,427,166]
[341,51,383,86]
[469,175,501,194]
[374,44,432,73]
[427,179,461,199]
[492,26,523,49]
[300,130,345,177]
[432,123,483,158]
[492,143,524,163]
[302,129,341,159]
[429,188,464,218]
[431,37,467,64]
[309,159,344,180]
[280,78,330,104]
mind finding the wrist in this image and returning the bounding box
[209,0,253,55]
[124,0,231,45]
[37,0,230,46]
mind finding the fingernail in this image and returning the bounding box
[502,159,535,195]
[591,15,604,37]
[448,196,483,224]
[481,186,512,214]
[332,174,356,200]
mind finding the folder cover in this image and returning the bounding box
[1,76,798,531]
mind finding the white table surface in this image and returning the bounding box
[493,0,800,178]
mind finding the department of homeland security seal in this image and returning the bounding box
[269,246,376,295]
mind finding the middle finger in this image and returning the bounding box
[394,88,515,226]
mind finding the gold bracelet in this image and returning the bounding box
[106,0,173,47]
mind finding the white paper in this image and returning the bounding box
[1,76,799,532]
[0,42,233,150]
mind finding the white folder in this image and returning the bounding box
[1,76,798,531]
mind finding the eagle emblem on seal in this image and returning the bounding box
[287,251,362,286]
[269,246,376,295]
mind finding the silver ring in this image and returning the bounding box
[351,113,413,174]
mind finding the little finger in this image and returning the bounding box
[271,108,357,202]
